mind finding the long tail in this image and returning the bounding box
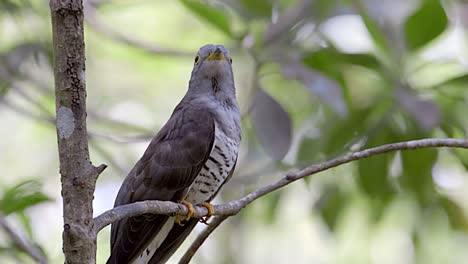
[148,218,199,264]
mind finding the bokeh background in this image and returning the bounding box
[1,0,468,263]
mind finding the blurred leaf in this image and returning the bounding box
[303,47,380,71]
[17,211,33,238]
[441,125,468,170]
[396,88,441,130]
[239,0,272,17]
[319,188,347,230]
[440,196,468,232]
[0,180,52,215]
[262,191,282,225]
[283,61,347,116]
[357,130,396,203]
[360,10,390,57]
[0,80,9,98]
[252,88,292,160]
[297,137,322,166]
[322,109,370,156]
[179,0,232,36]
[404,0,448,51]
[437,73,468,87]
[400,147,438,204]
[312,0,341,19]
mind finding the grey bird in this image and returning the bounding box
[107,44,241,264]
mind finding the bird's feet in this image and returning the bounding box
[199,202,214,225]
[175,200,195,226]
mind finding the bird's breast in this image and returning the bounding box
[185,122,240,204]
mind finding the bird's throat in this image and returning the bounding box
[211,77,219,92]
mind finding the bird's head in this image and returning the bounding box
[188,44,235,99]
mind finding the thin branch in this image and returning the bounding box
[0,213,48,264]
[178,215,229,264]
[94,138,468,235]
[83,2,191,57]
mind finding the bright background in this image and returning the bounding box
[1,0,468,263]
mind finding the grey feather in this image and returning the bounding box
[108,44,241,264]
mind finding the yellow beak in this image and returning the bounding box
[206,49,226,61]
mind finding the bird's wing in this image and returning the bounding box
[108,105,215,264]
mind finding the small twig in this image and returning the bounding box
[83,2,191,57]
[0,213,48,264]
[93,138,468,235]
[178,215,229,264]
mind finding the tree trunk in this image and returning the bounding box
[50,0,106,263]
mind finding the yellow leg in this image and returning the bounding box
[199,202,214,224]
[175,200,195,226]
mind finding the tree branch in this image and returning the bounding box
[50,0,106,263]
[0,212,48,264]
[94,138,468,236]
[178,215,229,264]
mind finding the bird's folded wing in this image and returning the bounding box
[108,105,215,263]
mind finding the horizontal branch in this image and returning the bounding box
[94,138,468,234]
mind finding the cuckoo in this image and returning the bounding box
[107,44,241,264]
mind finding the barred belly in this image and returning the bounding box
[132,123,239,264]
[185,123,239,204]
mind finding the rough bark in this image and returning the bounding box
[50,0,106,263]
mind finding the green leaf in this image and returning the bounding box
[357,131,396,203]
[320,189,347,230]
[302,48,344,82]
[17,211,33,238]
[404,0,448,51]
[239,0,272,17]
[322,109,369,156]
[400,147,438,204]
[303,47,380,72]
[0,80,10,98]
[360,11,390,57]
[440,196,468,232]
[441,125,468,170]
[179,0,232,36]
[0,180,52,215]
[437,73,468,88]
[297,138,322,166]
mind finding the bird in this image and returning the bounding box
[107,44,241,264]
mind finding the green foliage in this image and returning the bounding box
[360,10,391,60]
[404,0,448,51]
[239,0,272,17]
[0,179,52,215]
[401,147,438,204]
[2,0,468,262]
[320,187,348,230]
[357,130,396,203]
[179,0,232,36]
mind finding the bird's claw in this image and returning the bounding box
[199,202,214,225]
[175,200,195,226]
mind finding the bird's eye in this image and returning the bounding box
[229,58,232,64]
[194,55,200,64]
